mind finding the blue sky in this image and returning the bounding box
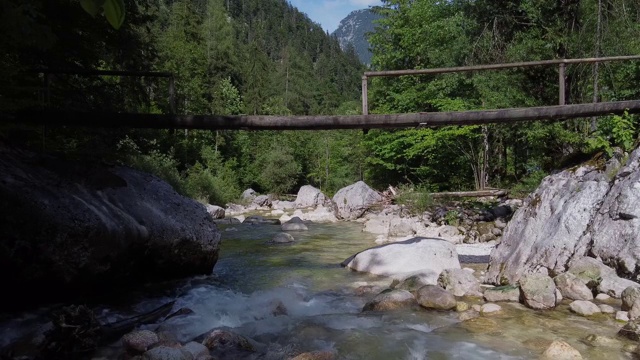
[288,0,383,33]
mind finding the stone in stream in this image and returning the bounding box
[244,215,281,225]
[122,330,159,353]
[597,274,639,298]
[201,329,255,352]
[519,274,558,310]
[362,289,418,312]
[415,285,457,310]
[540,341,583,360]
[622,286,640,310]
[618,320,640,341]
[181,341,209,359]
[480,303,502,314]
[394,274,433,292]
[205,204,225,219]
[437,268,483,297]
[598,304,615,314]
[290,351,336,360]
[268,233,295,244]
[554,272,594,301]
[583,334,622,348]
[142,346,194,360]
[483,285,521,302]
[342,237,460,284]
[569,300,601,316]
[617,311,630,322]
[252,194,272,208]
[281,217,309,231]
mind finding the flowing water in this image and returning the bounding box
[1,220,637,359]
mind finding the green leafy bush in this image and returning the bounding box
[395,184,435,214]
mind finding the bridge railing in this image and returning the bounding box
[361,55,640,115]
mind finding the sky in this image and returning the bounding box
[288,0,383,33]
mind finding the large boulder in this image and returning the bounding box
[0,147,221,308]
[295,185,330,209]
[332,181,383,220]
[241,188,257,202]
[486,149,640,284]
[342,237,460,284]
[554,272,593,301]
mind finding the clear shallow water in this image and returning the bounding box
[1,220,637,359]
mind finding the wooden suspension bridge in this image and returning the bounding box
[2,55,640,130]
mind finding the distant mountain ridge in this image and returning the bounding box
[332,9,381,65]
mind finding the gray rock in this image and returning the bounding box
[142,346,193,360]
[494,218,507,229]
[598,304,615,314]
[569,300,601,316]
[437,268,483,297]
[540,341,583,360]
[395,275,432,292]
[567,257,613,288]
[415,285,457,310]
[0,148,221,304]
[332,181,383,220]
[362,289,417,311]
[622,286,640,310]
[342,237,460,284]
[619,320,640,341]
[483,285,521,302]
[243,215,280,225]
[595,293,611,301]
[272,200,295,210]
[269,233,295,244]
[617,311,630,322]
[388,218,416,237]
[439,225,460,237]
[182,342,209,359]
[597,274,638,298]
[362,215,391,235]
[486,148,640,285]
[295,185,330,208]
[554,272,594,300]
[241,188,257,201]
[583,334,621,348]
[519,274,557,310]
[252,195,272,207]
[122,330,159,353]
[201,329,254,351]
[281,217,309,231]
[205,205,225,219]
[480,303,502,314]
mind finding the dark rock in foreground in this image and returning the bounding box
[0,147,221,308]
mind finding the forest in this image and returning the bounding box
[1,0,640,205]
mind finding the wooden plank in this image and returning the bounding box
[364,55,640,78]
[3,100,640,130]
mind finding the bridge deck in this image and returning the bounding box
[3,100,640,130]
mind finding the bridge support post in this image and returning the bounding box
[559,62,566,105]
[361,75,368,115]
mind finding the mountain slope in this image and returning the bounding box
[332,9,381,65]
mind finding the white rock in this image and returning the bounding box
[342,237,460,284]
[332,181,383,220]
[295,185,330,208]
[616,311,630,322]
[480,303,502,314]
[596,293,611,301]
[598,304,615,314]
[569,300,601,316]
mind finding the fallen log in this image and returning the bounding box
[100,300,176,343]
[429,190,508,198]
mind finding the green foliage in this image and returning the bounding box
[257,146,301,195]
[510,170,548,198]
[81,0,126,29]
[394,184,435,214]
[445,210,460,227]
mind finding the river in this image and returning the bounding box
[1,221,635,359]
